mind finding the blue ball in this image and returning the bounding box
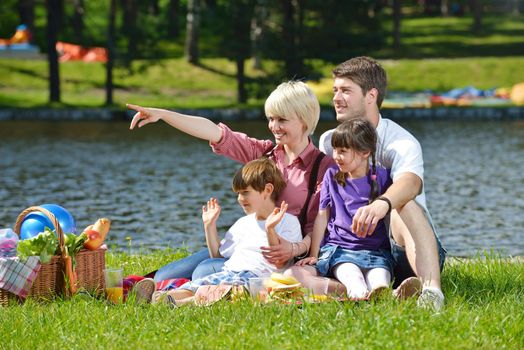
[20,204,76,240]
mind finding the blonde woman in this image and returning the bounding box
[128,81,334,282]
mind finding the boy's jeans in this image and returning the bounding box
[154,248,227,282]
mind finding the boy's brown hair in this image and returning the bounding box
[332,56,387,108]
[232,158,286,202]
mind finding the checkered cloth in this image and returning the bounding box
[178,270,257,293]
[0,256,41,298]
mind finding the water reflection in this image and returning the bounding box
[1,119,523,257]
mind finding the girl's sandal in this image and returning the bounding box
[367,286,390,301]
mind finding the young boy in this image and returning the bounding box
[136,158,302,306]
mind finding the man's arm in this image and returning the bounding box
[383,172,422,209]
[352,172,422,237]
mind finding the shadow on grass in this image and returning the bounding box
[1,63,48,81]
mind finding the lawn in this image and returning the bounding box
[0,252,522,349]
[1,14,523,109]
[1,56,523,109]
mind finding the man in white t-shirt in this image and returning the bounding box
[319,57,446,310]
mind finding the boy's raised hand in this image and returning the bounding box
[202,197,221,226]
[127,103,162,129]
[265,201,288,231]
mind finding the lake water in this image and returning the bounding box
[1,119,523,257]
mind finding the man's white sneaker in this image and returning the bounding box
[417,287,445,311]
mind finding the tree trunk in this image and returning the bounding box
[511,0,520,15]
[47,0,60,103]
[106,0,117,106]
[72,0,84,44]
[236,57,247,104]
[280,0,303,79]
[185,0,200,64]
[251,0,267,70]
[441,0,449,16]
[122,0,138,65]
[167,0,180,37]
[231,0,252,103]
[392,0,401,50]
[149,0,160,15]
[471,0,482,35]
[18,0,35,37]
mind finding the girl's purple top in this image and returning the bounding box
[319,166,392,251]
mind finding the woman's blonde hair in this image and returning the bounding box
[264,80,320,135]
[232,158,286,202]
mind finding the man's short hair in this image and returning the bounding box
[265,80,320,135]
[232,158,286,202]
[333,56,387,108]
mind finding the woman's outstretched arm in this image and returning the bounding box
[127,104,222,143]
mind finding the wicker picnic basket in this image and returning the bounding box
[0,206,106,304]
[0,284,15,306]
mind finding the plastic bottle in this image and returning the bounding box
[0,228,19,258]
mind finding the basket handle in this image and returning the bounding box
[13,206,66,258]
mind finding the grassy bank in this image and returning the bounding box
[1,56,523,109]
[0,252,523,349]
[1,14,523,109]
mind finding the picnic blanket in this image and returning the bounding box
[0,256,41,298]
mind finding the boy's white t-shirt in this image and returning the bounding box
[319,116,428,208]
[219,212,302,277]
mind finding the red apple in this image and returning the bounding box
[83,229,104,250]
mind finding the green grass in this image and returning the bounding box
[1,14,523,109]
[1,253,523,349]
[1,56,523,109]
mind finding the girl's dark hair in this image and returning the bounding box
[331,118,380,203]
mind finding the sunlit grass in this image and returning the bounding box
[1,14,523,109]
[0,252,522,349]
[1,56,523,109]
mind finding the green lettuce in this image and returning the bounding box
[17,227,59,263]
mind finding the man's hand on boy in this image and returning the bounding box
[265,201,288,231]
[202,197,221,226]
[295,256,318,266]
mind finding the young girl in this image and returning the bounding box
[296,118,394,299]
